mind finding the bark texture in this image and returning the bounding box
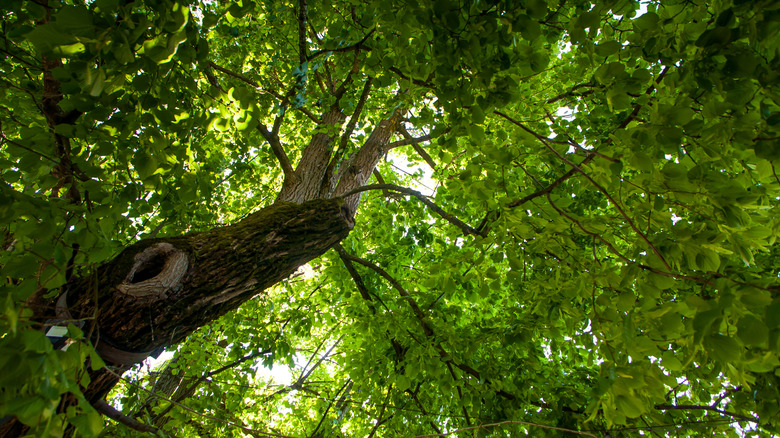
[1,199,352,437]
[70,199,352,360]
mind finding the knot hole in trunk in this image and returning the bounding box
[116,243,189,299]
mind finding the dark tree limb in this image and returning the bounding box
[298,0,308,65]
[531,131,671,270]
[207,61,318,121]
[337,252,428,325]
[334,244,376,312]
[545,82,601,104]
[307,379,352,438]
[338,247,581,415]
[339,184,482,236]
[320,77,374,197]
[394,126,438,169]
[306,29,375,61]
[405,389,442,435]
[654,404,760,425]
[258,126,297,183]
[388,67,434,88]
[366,385,393,438]
[93,400,159,434]
[104,368,295,438]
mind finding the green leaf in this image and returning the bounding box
[737,315,768,347]
[596,40,622,56]
[704,334,741,363]
[615,394,644,418]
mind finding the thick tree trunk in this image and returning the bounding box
[1,199,352,437]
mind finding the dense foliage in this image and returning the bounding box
[1,0,780,436]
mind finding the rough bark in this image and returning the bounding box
[333,110,403,213]
[277,109,346,204]
[1,199,352,437]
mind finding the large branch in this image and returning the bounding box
[50,199,352,411]
[337,248,580,415]
[332,110,404,213]
[276,109,346,203]
[320,77,373,197]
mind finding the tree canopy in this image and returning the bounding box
[1,0,780,436]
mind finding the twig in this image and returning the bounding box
[366,385,393,438]
[0,136,60,163]
[498,109,671,270]
[103,368,296,438]
[546,193,633,265]
[207,61,318,122]
[541,135,670,270]
[306,29,375,61]
[337,251,431,335]
[388,67,434,88]
[410,419,598,437]
[545,82,600,104]
[654,404,760,425]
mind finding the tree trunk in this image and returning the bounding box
[1,199,352,437]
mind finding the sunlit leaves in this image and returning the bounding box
[2,0,780,436]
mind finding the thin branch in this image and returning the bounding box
[203,62,226,92]
[104,368,295,438]
[337,251,432,336]
[394,125,441,169]
[307,379,352,438]
[339,77,373,150]
[410,420,598,437]
[257,126,297,182]
[544,137,670,270]
[546,193,633,265]
[339,183,482,236]
[388,67,434,88]
[0,136,59,163]
[93,400,159,434]
[207,61,318,121]
[334,244,377,313]
[297,335,344,386]
[406,390,442,435]
[545,82,601,104]
[654,404,760,425]
[493,112,571,146]
[208,61,261,88]
[617,65,670,130]
[298,0,308,65]
[366,385,393,438]
[496,109,670,270]
[371,170,392,196]
[388,130,437,149]
[306,29,375,61]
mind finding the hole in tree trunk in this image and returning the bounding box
[130,253,167,283]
